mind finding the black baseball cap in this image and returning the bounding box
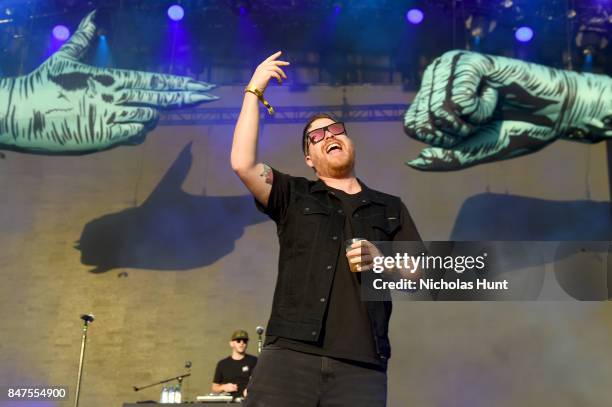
[231,330,249,341]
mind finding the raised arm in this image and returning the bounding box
[230,51,289,207]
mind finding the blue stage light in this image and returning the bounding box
[515,26,534,43]
[94,33,112,67]
[52,25,70,41]
[332,2,342,14]
[583,52,593,72]
[406,8,424,25]
[168,5,185,21]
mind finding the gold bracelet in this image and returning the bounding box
[244,85,275,115]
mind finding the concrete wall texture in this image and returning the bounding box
[1,85,611,407]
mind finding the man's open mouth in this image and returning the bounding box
[325,142,343,154]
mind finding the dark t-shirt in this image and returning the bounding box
[212,354,258,397]
[267,187,383,367]
[321,187,380,363]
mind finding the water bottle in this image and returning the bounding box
[174,384,182,403]
[168,385,175,403]
[160,386,168,404]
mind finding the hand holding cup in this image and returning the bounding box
[345,238,382,272]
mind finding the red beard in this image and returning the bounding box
[315,147,355,178]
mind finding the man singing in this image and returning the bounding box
[231,51,421,407]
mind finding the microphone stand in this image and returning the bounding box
[74,314,94,407]
[133,372,191,392]
[256,326,264,354]
[257,334,263,354]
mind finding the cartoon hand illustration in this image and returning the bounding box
[0,11,217,155]
[404,50,612,171]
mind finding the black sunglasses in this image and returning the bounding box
[234,338,248,343]
[306,122,347,148]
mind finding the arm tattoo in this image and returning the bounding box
[260,164,273,185]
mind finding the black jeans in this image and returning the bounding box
[244,345,387,407]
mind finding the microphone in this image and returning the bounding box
[256,326,264,335]
[80,314,95,323]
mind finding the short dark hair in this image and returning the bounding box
[302,113,339,155]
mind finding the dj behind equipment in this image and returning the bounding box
[127,327,262,405]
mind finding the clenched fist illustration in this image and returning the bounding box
[404,50,611,171]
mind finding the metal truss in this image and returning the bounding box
[159,104,410,126]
